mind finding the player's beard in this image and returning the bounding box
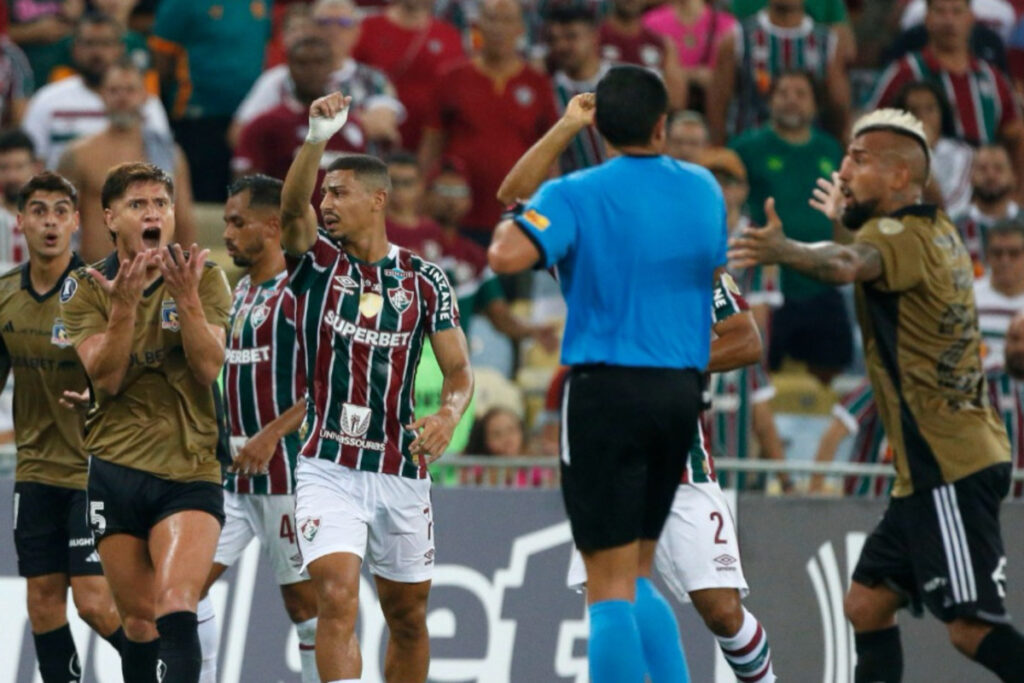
[841,197,881,231]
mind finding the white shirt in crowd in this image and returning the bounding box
[973,276,1024,371]
[933,137,974,219]
[22,75,171,169]
[901,0,1016,43]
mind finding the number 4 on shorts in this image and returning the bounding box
[280,515,296,544]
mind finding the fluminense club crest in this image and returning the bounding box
[388,286,412,313]
[250,303,270,329]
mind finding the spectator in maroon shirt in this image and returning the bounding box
[419,0,558,238]
[598,0,685,107]
[232,35,365,202]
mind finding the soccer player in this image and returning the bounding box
[2,171,125,682]
[61,161,232,683]
[196,174,319,682]
[729,109,1024,681]
[280,93,473,683]
[503,91,777,683]
[489,66,723,683]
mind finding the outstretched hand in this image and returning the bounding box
[307,93,353,143]
[727,197,788,269]
[159,243,208,302]
[86,250,150,309]
[808,171,844,222]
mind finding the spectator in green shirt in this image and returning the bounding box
[731,68,851,385]
[149,0,271,202]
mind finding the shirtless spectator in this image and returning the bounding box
[23,12,170,169]
[57,58,195,262]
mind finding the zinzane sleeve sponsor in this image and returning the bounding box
[419,260,460,334]
[711,271,750,323]
[60,270,108,348]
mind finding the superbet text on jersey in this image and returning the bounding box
[288,234,459,479]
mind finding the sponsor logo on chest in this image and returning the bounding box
[226,346,271,365]
[323,309,412,347]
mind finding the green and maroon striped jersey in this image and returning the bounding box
[683,272,774,485]
[223,270,304,495]
[832,380,892,498]
[288,235,459,479]
[733,10,834,136]
[987,369,1024,499]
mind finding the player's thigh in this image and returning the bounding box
[149,508,223,613]
[911,465,1012,625]
[654,484,748,605]
[13,482,73,579]
[96,532,156,625]
[847,501,916,627]
[68,573,118,621]
[252,493,308,587]
[212,491,258,572]
[306,551,363,623]
[294,458,372,575]
[366,473,434,585]
[25,573,71,630]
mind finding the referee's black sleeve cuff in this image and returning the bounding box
[511,218,549,271]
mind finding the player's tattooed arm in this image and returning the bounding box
[727,197,884,285]
[408,327,474,463]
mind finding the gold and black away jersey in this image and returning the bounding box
[0,255,89,488]
[61,252,232,484]
[854,205,1010,497]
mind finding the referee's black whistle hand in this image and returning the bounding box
[726,197,785,269]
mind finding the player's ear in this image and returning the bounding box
[373,188,388,212]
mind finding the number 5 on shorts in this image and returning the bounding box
[90,501,106,535]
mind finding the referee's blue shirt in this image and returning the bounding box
[514,155,727,370]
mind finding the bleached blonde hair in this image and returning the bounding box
[852,108,932,179]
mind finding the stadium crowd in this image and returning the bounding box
[1,0,1024,500]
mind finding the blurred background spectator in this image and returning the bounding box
[665,109,711,161]
[149,0,271,201]
[954,142,1020,268]
[731,69,850,385]
[0,127,35,267]
[23,12,168,169]
[57,56,194,261]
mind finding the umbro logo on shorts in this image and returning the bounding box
[714,554,737,570]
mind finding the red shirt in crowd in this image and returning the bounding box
[598,22,666,70]
[353,13,464,151]
[424,58,557,232]
[232,99,366,207]
[386,217,448,261]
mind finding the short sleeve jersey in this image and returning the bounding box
[515,155,727,369]
[425,58,557,231]
[223,270,305,495]
[287,235,459,479]
[149,0,271,118]
[0,256,88,488]
[61,254,233,483]
[853,205,1010,496]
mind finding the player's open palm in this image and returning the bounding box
[160,243,207,301]
[809,171,844,221]
[407,411,458,465]
[87,250,148,309]
[727,197,787,269]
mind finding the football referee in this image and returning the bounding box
[488,65,726,683]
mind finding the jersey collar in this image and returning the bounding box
[889,204,938,220]
[103,250,165,298]
[22,252,85,302]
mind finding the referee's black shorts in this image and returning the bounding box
[87,457,225,542]
[560,364,702,552]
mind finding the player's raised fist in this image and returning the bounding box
[306,93,353,144]
[563,93,596,130]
